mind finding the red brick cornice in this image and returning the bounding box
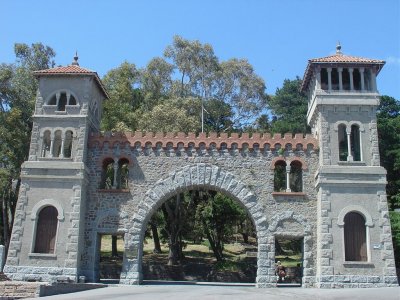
[89,131,318,150]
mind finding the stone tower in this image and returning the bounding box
[3,55,108,282]
[302,45,398,287]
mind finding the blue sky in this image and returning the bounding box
[2,0,399,98]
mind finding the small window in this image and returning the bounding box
[320,68,328,90]
[58,93,67,111]
[117,158,129,189]
[353,69,361,90]
[69,95,77,105]
[342,68,350,90]
[42,130,51,157]
[338,124,348,161]
[48,95,57,105]
[53,130,62,157]
[350,125,361,161]
[100,158,115,189]
[289,161,303,192]
[344,212,367,261]
[274,160,286,192]
[364,69,372,91]
[34,206,58,253]
[331,68,339,90]
[64,130,73,158]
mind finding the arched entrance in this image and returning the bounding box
[119,163,273,287]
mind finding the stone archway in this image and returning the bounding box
[119,163,273,287]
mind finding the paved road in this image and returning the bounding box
[35,284,400,300]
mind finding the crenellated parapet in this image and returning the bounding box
[88,131,318,152]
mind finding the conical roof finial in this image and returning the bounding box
[336,42,342,54]
[72,51,79,66]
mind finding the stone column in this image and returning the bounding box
[360,68,365,91]
[285,165,291,192]
[346,128,353,161]
[60,138,65,158]
[348,68,354,91]
[338,67,343,91]
[316,67,321,90]
[371,69,377,92]
[55,92,60,107]
[112,162,118,189]
[49,134,55,158]
[327,68,332,91]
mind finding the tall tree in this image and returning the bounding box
[377,95,400,210]
[268,77,309,134]
[0,43,56,249]
[101,62,141,131]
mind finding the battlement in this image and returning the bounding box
[88,131,318,151]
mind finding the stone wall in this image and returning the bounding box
[81,133,320,287]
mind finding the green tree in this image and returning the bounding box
[0,43,56,249]
[101,61,141,131]
[140,57,174,110]
[268,77,309,134]
[195,191,245,261]
[377,95,400,209]
[137,97,201,133]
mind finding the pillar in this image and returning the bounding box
[285,165,291,192]
[348,68,354,91]
[55,92,60,109]
[60,138,65,158]
[49,134,54,158]
[360,68,365,91]
[327,68,332,91]
[112,162,118,189]
[371,69,377,92]
[338,67,343,91]
[316,67,321,90]
[346,128,353,162]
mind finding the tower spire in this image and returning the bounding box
[336,42,342,54]
[71,51,79,66]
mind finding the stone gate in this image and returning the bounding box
[3,47,398,288]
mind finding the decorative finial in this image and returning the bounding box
[336,42,342,54]
[72,51,79,66]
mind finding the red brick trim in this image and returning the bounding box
[89,131,318,151]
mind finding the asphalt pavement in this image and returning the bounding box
[34,283,400,300]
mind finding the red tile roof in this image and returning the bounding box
[301,53,385,92]
[34,65,108,98]
[309,53,385,64]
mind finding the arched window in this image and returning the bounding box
[350,125,361,161]
[63,130,73,158]
[274,160,286,192]
[48,92,78,111]
[289,161,303,192]
[42,130,51,157]
[338,124,348,161]
[53,130,62,157]
[344,212,367,261]
[34,206,58,253]
[117,158,129,189]
[100,158,115,189]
